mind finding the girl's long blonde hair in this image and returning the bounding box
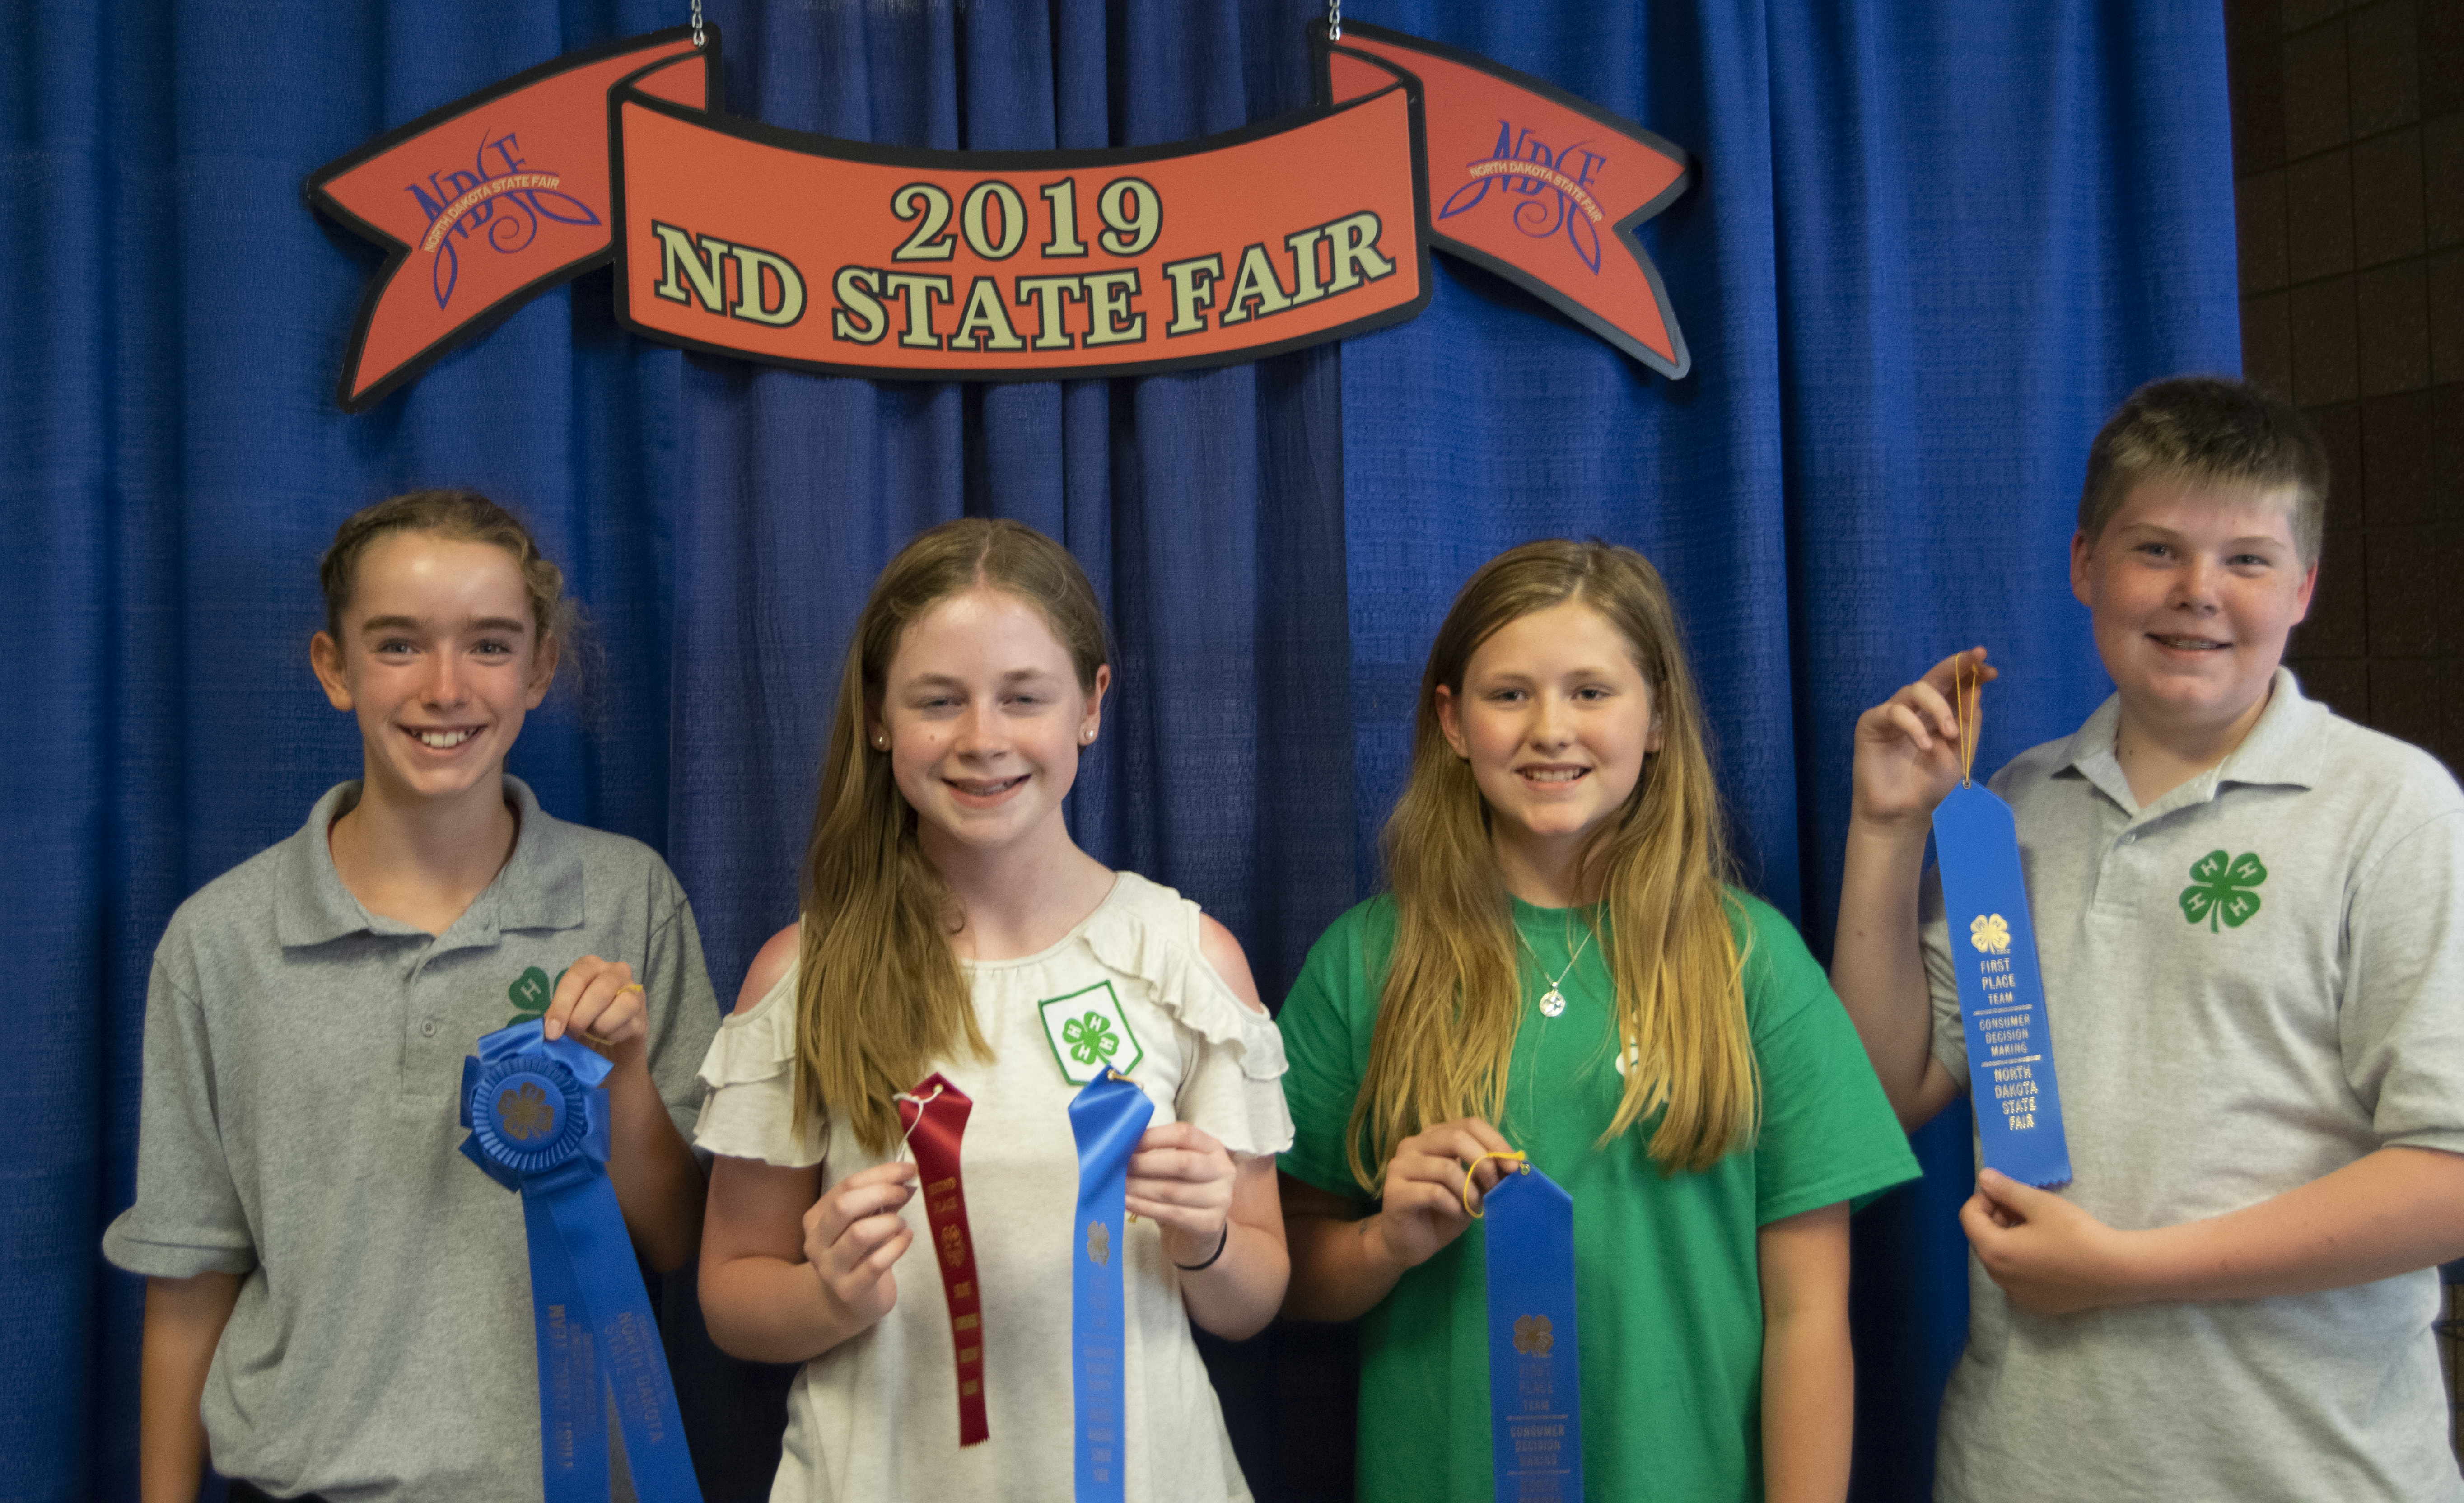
[1347,540,1756,1188]
[793,518,1110,1156]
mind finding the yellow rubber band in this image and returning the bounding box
[1460,1149,1529,1218]
[1954,653,1980,788]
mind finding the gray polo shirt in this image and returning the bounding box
[103,778,721,1502]
[1919,670,2464,1502]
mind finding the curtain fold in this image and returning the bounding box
[4,2,2235,1500]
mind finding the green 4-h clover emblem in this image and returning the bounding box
[1038,981,1143,1083]
[2180,850,2266,932]
[505,965,569,1028]
[1062,1011,1120,1067]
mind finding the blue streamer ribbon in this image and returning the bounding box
[1484,1164,1582,1503]
[1067,1069,1153,1503]
[1934,781,2072,1186]
[458,1020,704,1503]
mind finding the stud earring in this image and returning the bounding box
[1081,729,1095,743]
[874,734,888,750]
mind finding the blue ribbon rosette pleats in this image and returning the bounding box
[458,1020,702,1503]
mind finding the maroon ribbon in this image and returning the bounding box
[899,1072,988,1445]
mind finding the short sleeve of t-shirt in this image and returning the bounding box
[641,880,722,1142]
[1277,900,1393,1201]
[1919,864,1969,1084]
[1736,896,1923,1222]
[2341,808,2464,1154]
[104,950,259,1279]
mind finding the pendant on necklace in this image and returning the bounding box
[1539,989,1567,1018]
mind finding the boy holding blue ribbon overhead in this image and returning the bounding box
[1833,377,2464,1500]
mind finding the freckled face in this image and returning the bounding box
[311,532,554,808]
[2071,478,2315,740]
[871,587,1106,863]
[1435,600,1662,876]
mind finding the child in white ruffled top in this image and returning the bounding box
[695,518,1292,1502]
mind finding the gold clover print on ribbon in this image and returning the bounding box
[1063,1011,1120,1068]
[1087,1220,1111,1266]
[2181,850,2266,931]
[1512,1314,1554,1356]
[497,1081,556,1142]
[1969,913,2011,955]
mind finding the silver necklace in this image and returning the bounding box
[1526,921,1593,1018]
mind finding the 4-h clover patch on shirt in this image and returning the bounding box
[1038,980,1145,1083]
[2179,850,2266,931]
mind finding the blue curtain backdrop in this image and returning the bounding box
[0,1,2236,1500]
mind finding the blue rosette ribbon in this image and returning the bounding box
[458,1020,702,1503]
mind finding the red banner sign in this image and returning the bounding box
[308,23,1691,411]
[611,47,1427,381]
[308,30,714,411]
[1326,24,1692,378]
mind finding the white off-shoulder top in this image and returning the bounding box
[695,870,1293,1503]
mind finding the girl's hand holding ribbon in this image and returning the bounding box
[1369,1117,1518,1272]
[1125,1121,1237,1264]
[802,1161,919,1330]
[543,955,649,1065]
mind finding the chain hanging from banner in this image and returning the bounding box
[1327,0,1342,41]
[690,0,704,49]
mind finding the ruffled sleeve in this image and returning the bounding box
[1083,875,1295,1160]
[692,962,825,1168]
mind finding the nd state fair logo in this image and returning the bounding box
[308,23,1692,411]
[407,133,600,313]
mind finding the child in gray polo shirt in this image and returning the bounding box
[1832,378,2464,1501]
[104,491,720,1503]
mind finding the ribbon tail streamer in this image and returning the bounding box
[523,1178,611,1502]
[1484,1164,1583,1503]
[539,1170,703,1499]
[901,1073,990,1446]
[1068,1072,1154,1503]
[1934,781,2073,1186]
[459,1020,705,1503]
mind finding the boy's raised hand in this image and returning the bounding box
[1851,647,1998,827]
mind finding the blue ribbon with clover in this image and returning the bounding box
[1481,1162,1582,1503]
[458,1020,702,1503]
[1934,782,2072,1186]
[1067,1069,1153,1503]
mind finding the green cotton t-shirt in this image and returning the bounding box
[1278,891,1921,1503]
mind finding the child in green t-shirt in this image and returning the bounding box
[1277,539,1918,1503]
